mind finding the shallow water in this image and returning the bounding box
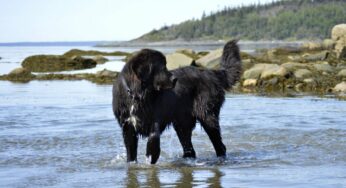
[0,80,345,187]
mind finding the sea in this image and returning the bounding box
[0,42,345,187]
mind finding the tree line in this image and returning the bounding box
[136,0,346,41]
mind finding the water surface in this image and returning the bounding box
[0,80,345,187]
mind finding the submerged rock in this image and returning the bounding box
[165,53,194,70]
[22,55,97,72]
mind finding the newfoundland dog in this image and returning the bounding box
[113,40,242,164]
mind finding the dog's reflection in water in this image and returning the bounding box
[125,166,223,187]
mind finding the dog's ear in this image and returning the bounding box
[131,61,151,81]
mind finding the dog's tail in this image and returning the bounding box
[219,39,242,90]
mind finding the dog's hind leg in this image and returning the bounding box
[199,117,226,157]
[122,122,138,162]
[146,122,161,164]
[173,118,196,158]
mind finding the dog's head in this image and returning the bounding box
[128,49,177,91]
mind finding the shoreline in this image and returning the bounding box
[95,40,305,48]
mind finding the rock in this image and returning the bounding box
[9,67,32,76]
[333,82,346,93]
[93,55,108,64]
[165,53,194,70]
[196,48,223,69]
[303,78,316,84]
[96,69,118,77]
[331,24,346,40]
[295,83,304,91]
[260,66,289,79]
[322,39,336,49]
[302,42,322,50]
[313,62,334,73]
[242,59,255,70]
[243,79,257,87]
[6,67,34,82]
[176,48,195,55]
[243,64,281,79]
[302,51,329,61]
[63,49,129,57]
[337,69,346,77]
[335,36,346,59]
[294,69,312,79]
[281,62,308,71]
[22,55,97,72]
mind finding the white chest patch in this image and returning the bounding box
[126,105,139,131]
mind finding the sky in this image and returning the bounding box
[0,0,276,42]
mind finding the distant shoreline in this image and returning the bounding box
[0,40,305,48]
[95,40,305,48]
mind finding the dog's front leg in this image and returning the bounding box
[122,123,138,162]
[146,122,161,164]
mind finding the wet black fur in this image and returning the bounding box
[112,40,242,164]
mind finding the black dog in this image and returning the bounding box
[113,40,242,164]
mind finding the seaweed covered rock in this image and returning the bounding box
[22,55,97,72]
[6,67,35,82]
[93,55,109,64]
[63,49,129,57]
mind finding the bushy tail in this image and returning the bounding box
[219,39,242,89]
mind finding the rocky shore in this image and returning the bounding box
[1,24,346,97]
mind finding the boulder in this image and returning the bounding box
[302,51,329,61]
[331,24,346,40]
[302,42,322,50]
[196,48,223,69]
[243,79,257,87]
[9,67,32,76]
[337,69,346,77]
[281,62,308,71]
[165,53,194,70]
[260,66,289,79]
[22,55,97,72]
[93,55,108,64]
[333,82,346,93]
[243,64,279,79]
[96,69,118,77]
[312,62,334,73]
[294,69,312,79]
[6,67,34,81]
[322,39,336,49]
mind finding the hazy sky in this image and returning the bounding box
[0,0,276,42]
